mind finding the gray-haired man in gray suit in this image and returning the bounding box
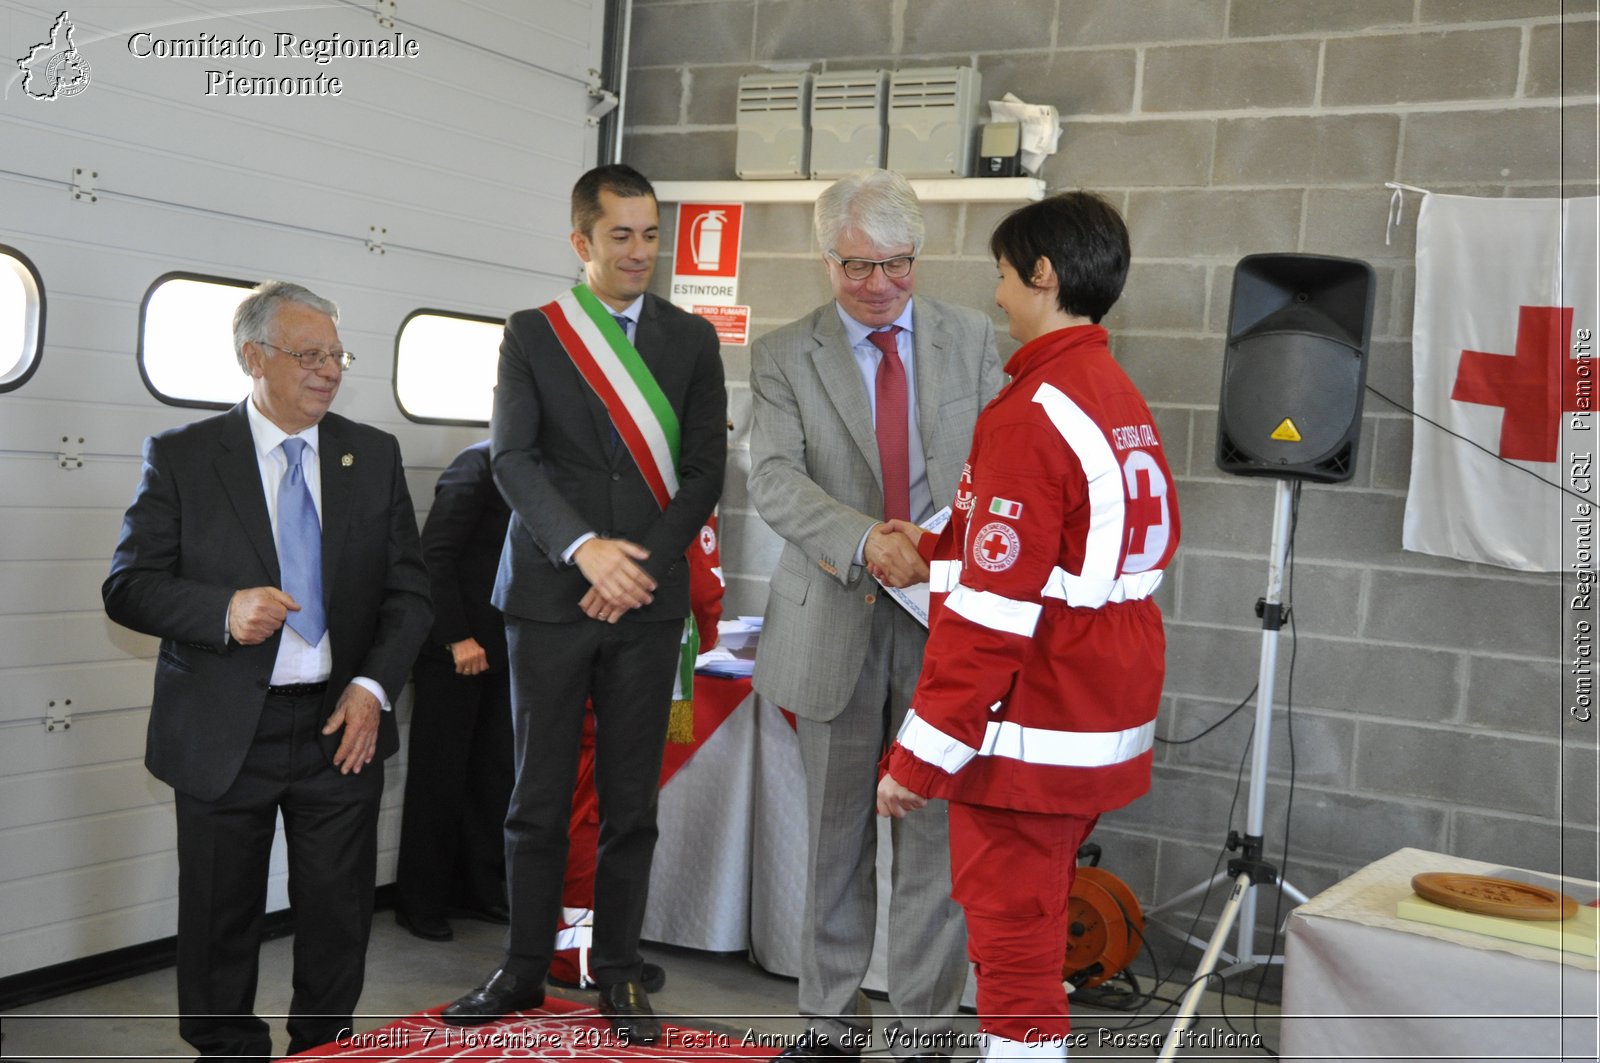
[749,169,1005,1061]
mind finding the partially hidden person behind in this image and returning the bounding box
[443,163,726,1045]
[103,280,433,1060]
[874,192,1181,1063]
[748,168,1005,1062]
[394,439,514,943]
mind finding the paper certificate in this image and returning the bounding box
[880,506,951,629]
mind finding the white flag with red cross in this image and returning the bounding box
[1402,193,1598,572]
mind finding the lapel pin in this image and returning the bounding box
[341,453,354,467]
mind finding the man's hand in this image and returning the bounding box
[865,523,929,588]
[228,587,298,644]
[449,637,489,675]
[579,586,629,624]
[573,537,656,615]
[882,518,929,546]
[876,772,928,818]
[323,683,381,774]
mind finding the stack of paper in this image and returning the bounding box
[696,617,762,677]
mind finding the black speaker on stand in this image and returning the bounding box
[1156,253,1376,1061]
[1216,253,1377,482]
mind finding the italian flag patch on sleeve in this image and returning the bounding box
[989,497,1023,519]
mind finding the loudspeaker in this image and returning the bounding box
[1216,253,1377,483]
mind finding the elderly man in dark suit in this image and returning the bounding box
[394,439,514,942]
[444,164,726,1043]
[749,169,1005,1061]
[103,280,432,1061]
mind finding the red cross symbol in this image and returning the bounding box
[1452,305,1591,463]
[980,532,1011,563]
[1125,468,1163,555]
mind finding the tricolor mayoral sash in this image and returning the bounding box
[537,285,699,741]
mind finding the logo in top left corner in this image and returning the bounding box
[17,11,92,100]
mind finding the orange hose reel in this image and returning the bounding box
[1062,846,1145,989]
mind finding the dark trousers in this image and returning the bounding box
[395,656,514,919]
[502,614,681,986]
[173,690,383,1062]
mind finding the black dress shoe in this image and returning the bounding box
[395,908,453,942]
[549,961,667,993]
[597,980,661,1045]
[775,1030,860,1060]
[440,968,545,1026]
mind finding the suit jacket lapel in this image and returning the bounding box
[318,417,354,607]
[911,299,949,464]
[812,309,883,488]
[216,402,279,580]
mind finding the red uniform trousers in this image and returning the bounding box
[948,802,1098,1043]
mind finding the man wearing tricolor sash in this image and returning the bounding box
[444,165,726,1044]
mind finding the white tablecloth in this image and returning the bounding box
[647,692,977,1005]
[1281,847,1598,1063]
[641,684,758,952]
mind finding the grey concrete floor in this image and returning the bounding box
[0,913,1279,1061]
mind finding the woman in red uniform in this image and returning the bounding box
[875,192,1180,1061]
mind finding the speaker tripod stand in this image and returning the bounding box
[1149,478,1310,1061]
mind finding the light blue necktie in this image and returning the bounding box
[277,437,326,644]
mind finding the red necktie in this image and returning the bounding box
[869,326,910,522]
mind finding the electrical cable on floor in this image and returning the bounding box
[1079,731,1259,1038]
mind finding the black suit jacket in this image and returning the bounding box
[418,440,510,671]
[103,401,433,801]
[490,291,726,623]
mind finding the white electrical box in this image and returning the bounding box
[736,73,813,179]
[886,66,983,178]
[809,70,888,178]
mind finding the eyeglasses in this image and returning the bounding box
[258,341,355,371]
[827,250,916,281]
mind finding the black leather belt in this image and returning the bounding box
[265,681,328,698]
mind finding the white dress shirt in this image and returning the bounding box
[242,399,391,709]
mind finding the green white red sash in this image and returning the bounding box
[538,284,700,739]
[537,285,681,510]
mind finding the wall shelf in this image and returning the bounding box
[653,177,1045,204]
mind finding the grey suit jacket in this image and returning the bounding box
[748,295,1004,720]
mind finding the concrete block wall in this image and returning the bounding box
[625,0,1599,959]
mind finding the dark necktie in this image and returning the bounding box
[611,314,629,450]
[869,325,910,523]
[277,437,326,644]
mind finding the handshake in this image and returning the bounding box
[865,518,930,589]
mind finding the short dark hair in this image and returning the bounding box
[571,164,657,237]
[988,191,1130,324]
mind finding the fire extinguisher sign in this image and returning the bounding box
[671,203,746,335]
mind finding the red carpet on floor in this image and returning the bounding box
[289,994,779,1061]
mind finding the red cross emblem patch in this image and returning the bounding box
[954,462,976,512]
[973,521,1021,572]
[698,524,718,554]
